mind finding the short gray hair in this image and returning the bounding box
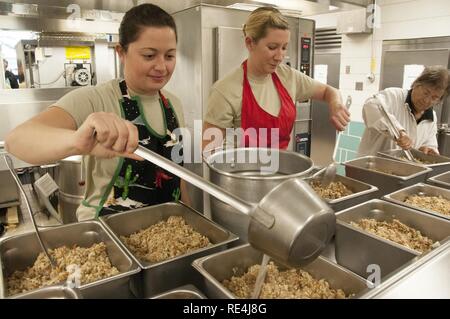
[412,65,449,94]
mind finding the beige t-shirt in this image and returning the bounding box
[53,79,185,221]
[204,63,316,129]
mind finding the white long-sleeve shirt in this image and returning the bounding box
[358,88,438,156]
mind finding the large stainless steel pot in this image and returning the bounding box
[205,148,314,242]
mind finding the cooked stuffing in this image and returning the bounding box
[369,167,406,176]
[350,218,435,253]
[404,194,450,216]
[399,156,433,165]
[223,261,348,299]
[7,242,119,296]
[310,180,353,200]
[120,215,211,263]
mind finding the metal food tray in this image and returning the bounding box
[359,239,450,299]
[343,156,432,197]
[99,202,238,298]
[383,183,450,221]
[0,221,141,299]
[335,199,450,279]
[151,284,206,299]
[307,173,379,212]
[428,171,450,190]
[378,148,450,177]
[9,285,82,299]
[192,244,370,299]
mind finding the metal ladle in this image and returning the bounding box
[2,154,56,267]
[135,146,335,266]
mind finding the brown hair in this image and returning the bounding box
[119,3,177,51]
[412,65,449,94]
[242,7,289,43]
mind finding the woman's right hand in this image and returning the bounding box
[73,112,142,160]
[396,131,413,150]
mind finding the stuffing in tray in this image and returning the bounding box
[120,215,211,263]
[7,242,119,296]
[404,194,450,216]
[350,218,435,253]
[223,261,348,299]
[310,180,353,200]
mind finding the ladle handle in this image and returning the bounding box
[377,100,414,161]
[3,154,55,267]
[134,145,275,228]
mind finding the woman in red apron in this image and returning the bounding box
[203,7,350,152]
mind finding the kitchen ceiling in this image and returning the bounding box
[0,0,368,16]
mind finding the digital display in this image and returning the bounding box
[300,37,311,63]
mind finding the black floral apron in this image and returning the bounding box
[96,80,182,216]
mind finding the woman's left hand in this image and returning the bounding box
[329,103,351,131]
[419,146,439,155]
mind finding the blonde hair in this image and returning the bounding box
[243,7,289,43]
[412,65,449,94]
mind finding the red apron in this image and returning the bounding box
[241,60,296,149]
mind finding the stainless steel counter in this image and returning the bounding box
[360,240,450,299]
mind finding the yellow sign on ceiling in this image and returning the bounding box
[65,46,91,60]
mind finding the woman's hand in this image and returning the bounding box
[418,146,439,155]
[73,112,142,160]
[329,102,351,131]
[396,131,413,150]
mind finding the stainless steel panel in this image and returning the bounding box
[0,171,20,208]
[344,156,432,197]
[0,15,120,33]
[380,37,450,91]
[0,221,141,298]
[151,284,206,299]
[192,244,370,299]
[381,49,450,90]
[360,240,450,299]
[428,171,450,190]
[0,88,75,143]
[99,202,238,298]
[310,48,340,166]
[335,199,450,279]
[438,131,450,157]
[383,183,450,221]
[306,174,379,212]
[377,148,450,177]
[10,285,82,299]
[215,27,247,81]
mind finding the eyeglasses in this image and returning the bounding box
[419,85,444,103]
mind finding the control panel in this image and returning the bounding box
[300,37,311,76]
